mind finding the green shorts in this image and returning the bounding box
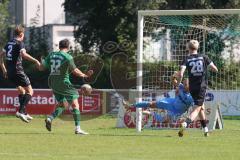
[53,91,79,103]
[49,77,79,103]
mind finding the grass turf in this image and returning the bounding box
[0,115,239,160]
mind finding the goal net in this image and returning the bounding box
[136,9,240,132]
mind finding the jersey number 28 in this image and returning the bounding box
[189,60,203,73]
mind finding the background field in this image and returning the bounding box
[0,116,239,160]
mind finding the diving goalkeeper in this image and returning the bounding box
[124,75,194,117]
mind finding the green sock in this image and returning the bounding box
[50,106,65,120]
[72,108,80,126]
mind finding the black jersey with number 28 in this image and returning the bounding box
[4,39,25,74]
[181,54,212,90]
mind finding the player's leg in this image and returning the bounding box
[16,86,26,114]
[15,73,33,120]
[198,104,209,136]
[190,88,209,136]
[15,86,30,123]
[184,89,203,125]
[71,98,89,135]
[179,88,208,137]
[45,93,68,132]
[22,85,34,120]
[123,100,156,109]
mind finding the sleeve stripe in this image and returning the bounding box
[20,48,26,53]
[181,65,186,69]
[209,62,213,66]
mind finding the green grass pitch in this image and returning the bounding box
[0,115,239,160]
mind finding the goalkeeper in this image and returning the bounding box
[124,74,194,117]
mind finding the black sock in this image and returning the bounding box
[186,118,192,127]
[18,94,25,113]
[22,94,32,114]
[200,120,207,128]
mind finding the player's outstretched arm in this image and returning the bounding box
[20,51,40,68]
[178,66,186,85]
[72,68,93,78]
[38,63,46,71]
[209,62,218,72]
[0,51,7,78]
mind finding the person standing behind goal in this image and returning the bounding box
[177,40,218,137]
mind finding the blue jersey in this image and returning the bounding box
[156,83,194,115]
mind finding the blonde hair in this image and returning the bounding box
[14,25,25,37]
[187,40,199,50]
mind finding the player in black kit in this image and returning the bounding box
[177,40,218,137]
[0,25,40,123]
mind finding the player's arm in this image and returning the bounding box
[177,66,186,85]
[209,62,218,72]
[0,50,7,78]
[69,56,93,78]
[38,56,47,71]
[72,68,93,78]
[20,49,40,68]
[205,55,218,72]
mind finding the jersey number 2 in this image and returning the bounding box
[7,45,13,58]
[189,60,203,73]
[50,59,61,73]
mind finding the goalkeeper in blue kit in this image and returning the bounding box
[124,77,194,117]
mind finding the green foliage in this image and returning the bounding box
[63,0,240,54]
[0,0,9,48]
[63,0,161,54]
[63,0,240,89]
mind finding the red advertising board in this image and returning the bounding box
[0,89,102,115]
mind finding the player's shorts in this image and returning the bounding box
[53,91,79,103]
[190,87,206,106]
[8,72,31,87]
[50,79,79,103]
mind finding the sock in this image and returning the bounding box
[18,94,25,113]
[200,120,207,128]
[76,125,80,130]
[204,127,209,133]
[22,94,32,113]
[186,118,192,127]
[50,106,65,120]
[72,108,80,126]
[135,101,150,108]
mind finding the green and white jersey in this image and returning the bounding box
[43,51,78,96]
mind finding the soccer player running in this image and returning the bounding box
[177,40,218,137]
[0,25,41,123]
[124,77,194,119]
[38,39,93,135]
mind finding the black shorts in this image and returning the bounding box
[190,87,206,106]
[8,72,31,87]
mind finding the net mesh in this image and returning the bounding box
[142,13,240,90]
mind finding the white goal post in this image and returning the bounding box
[136,9,240,132]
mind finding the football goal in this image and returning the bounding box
[136,9,240,132]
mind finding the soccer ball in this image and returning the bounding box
[182,122,187,128]
[81,84,92,96]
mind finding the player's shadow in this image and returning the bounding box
[0,132,52,135]
[59,114,114,122]
[90,133,173,137]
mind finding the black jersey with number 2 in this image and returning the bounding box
[181,54,212,90]
[3,39,25,74]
